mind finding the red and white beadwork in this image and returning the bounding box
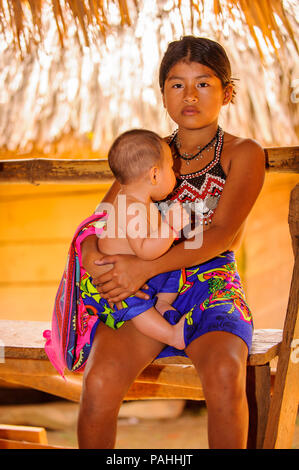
[166,128,226,226]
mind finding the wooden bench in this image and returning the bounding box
[0,148,298,449]
[0,320,284,448]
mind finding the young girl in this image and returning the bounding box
[86,128,190,350]
[78,36,265,449]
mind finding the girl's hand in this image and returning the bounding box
[92,254,152,303]
[166,202,189,232]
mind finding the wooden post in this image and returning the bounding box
[246,364,271,449]
[263,184,299,448]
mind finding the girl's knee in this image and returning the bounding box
[200,352,246,399]
[82,360,127,406]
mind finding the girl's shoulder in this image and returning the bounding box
[222,131,265,175]
[224,131,263,152]
[223,131,265,162]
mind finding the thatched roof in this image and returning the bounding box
[0,0,298,158]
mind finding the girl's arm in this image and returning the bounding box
[94,140,265,302]
[80,234,111,279]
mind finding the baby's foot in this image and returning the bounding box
[156,303,176,316]
[170,314,187,350]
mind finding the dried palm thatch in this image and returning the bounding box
[1,0,298,59]
[0,0,298,157]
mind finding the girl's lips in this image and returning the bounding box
[182,106,199,115]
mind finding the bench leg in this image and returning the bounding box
[246,363,271,449]
[263,246,299,448]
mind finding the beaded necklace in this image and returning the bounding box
[172,126,223,165]
[164,126,225,228]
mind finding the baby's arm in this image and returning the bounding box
[127,202,188,260]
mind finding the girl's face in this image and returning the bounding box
[162,60,232,130]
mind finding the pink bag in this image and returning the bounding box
[43,212,106,377]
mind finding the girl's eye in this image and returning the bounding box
[197,82,209,88]
[173,83,183,89]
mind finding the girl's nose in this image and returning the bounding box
[183,93,198,103]
[183,85,199,103]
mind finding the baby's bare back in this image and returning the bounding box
[97,194,153,256]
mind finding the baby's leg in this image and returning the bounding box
[131,307,186,350]
[155,292,177,316]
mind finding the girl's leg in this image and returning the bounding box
[185,331,249,449]
[131,307,186,350]
[77,320,164,449]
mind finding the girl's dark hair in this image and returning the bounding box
[108,129,164,184]
[159,36,236,102]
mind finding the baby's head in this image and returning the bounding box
[108,129,176,200]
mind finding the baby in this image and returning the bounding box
[95,129,189,350]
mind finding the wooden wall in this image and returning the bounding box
[0,174,298,329]
[0,183,110,321]
[243,172,299,329]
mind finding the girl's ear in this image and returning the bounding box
[223,83,233,105]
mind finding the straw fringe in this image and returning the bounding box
[0,0,298,58]
[0,0,297,154]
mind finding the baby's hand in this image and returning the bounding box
[166,202,189,232]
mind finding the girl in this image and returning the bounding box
[77,36,265,449]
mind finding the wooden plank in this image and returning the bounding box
[264,147,299,174]
[247,329,282,365]
[0,328,282,406]
[263,184,299,449]
[0,358,83,401]
[0,320,282,366]
[0,147,298,184]
[0,357,202,391]
[0,357,205,402]
[0,424,48,444]
[0,320,50,360]
[0,357,200,388]
[125,382,204,401]
[136,364,201,389]
[0,438,69,449]
[0,370,204,402]
[0,158,113,184]
[0,370,83,403]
